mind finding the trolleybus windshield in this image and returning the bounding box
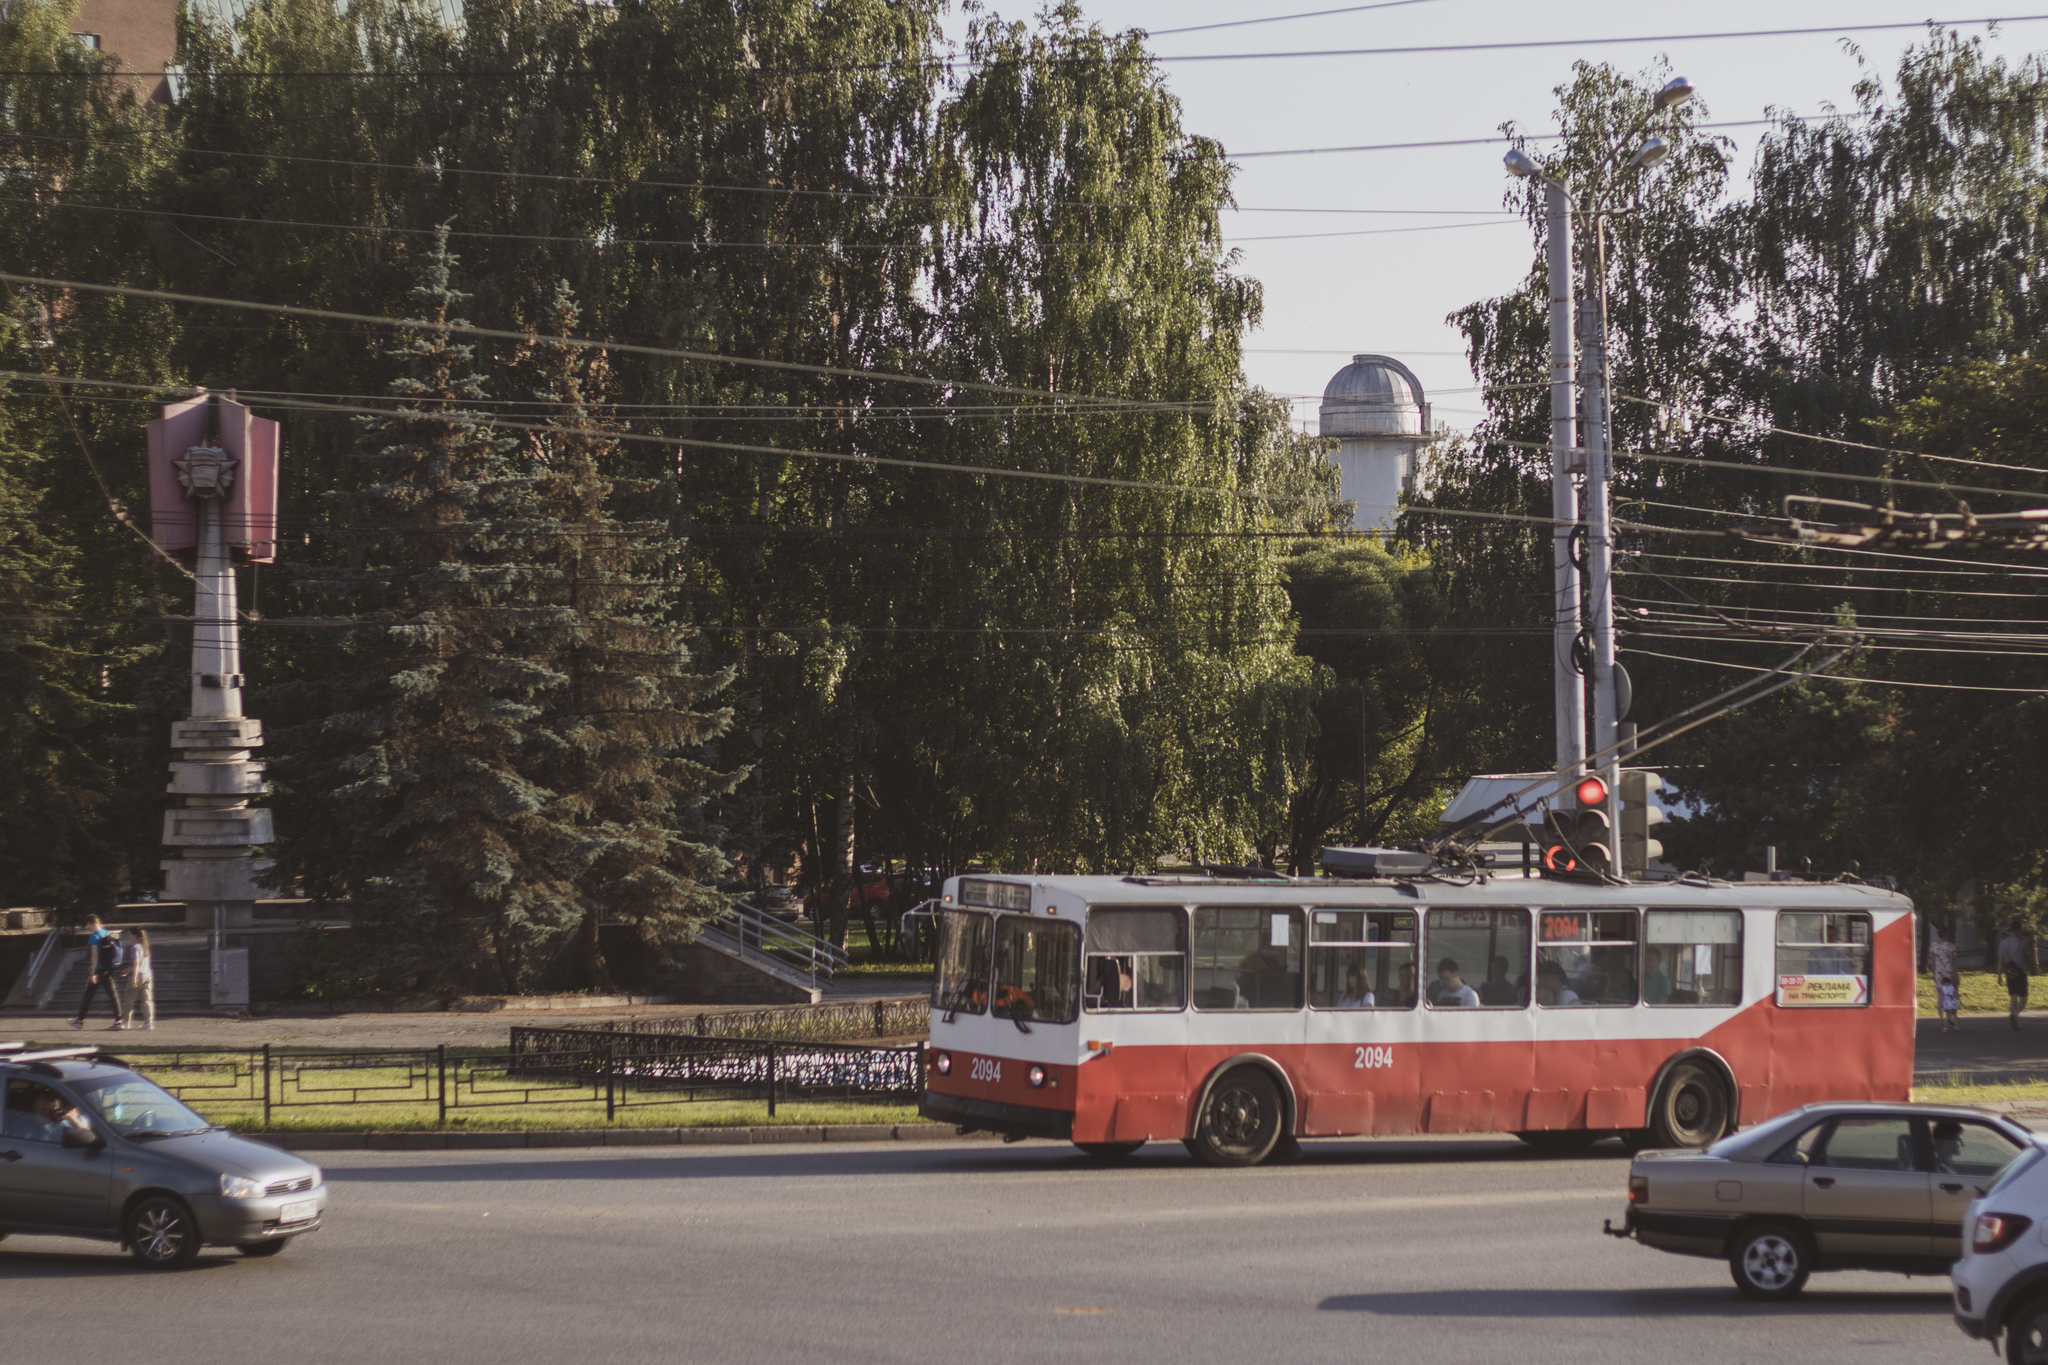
[992,916,1080,1025]
[933,910,992,1016]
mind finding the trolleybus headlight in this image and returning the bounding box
[934,1051,952,1075]
[1973,1212,2032,1253]
[1029,1065,1047,1088]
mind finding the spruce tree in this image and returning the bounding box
[276,234,574,991]
[520,283,738,990]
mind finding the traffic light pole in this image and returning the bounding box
[1580,243,1622,856]
[1544,177,1586,777]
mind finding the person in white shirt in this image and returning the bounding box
[1537,959,1582,1007]
[1336,965,1375,1009]
[119,928,155,1031]
[1433,958,1480,1008]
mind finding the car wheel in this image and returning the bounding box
[1728,1222,1810,1301]
[127,1197,202,1269]
[2007,1295,2048,1365]
[1516,1130,1601,1151]
[1651,1061,1731,1149]
[238,1238,292,1258]
[1188,1067,1284,1167]
[1074,1141,1145,1159]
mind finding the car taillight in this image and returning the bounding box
[1973,1213,2032,1253]
[934,1051,952,1076]
[1629,1176,1649,1205]
[1029,1065,1047,1088]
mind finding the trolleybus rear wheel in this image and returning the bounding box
[1187,1067,1284,1167]
[1650,1061,1731,1149]
[1074,1141,1145,1159]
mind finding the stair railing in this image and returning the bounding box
[705,901,850,987]
[9,927,61,1007]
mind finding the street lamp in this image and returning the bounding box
[1501,78,1694,853]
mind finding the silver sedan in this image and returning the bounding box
[1608,1101,2035,1300]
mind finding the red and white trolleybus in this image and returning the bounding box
[919,866,1913,1165]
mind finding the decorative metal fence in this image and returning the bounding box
[540,996,929,1044]
[111,1035,921,1126]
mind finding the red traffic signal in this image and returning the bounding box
[1575,775,1608,807]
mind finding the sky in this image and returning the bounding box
[942,1,2048,435]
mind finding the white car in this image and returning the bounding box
[1952,1134,2048,1362]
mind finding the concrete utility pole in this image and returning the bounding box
[1505,78,1692,863]
[147,392,280,1010]
[1542,176,1585,777]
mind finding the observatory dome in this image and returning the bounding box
[1319,354,1427,439]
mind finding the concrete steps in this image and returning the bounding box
[14,937,219,1017]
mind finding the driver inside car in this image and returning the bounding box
[1,1081,94,1144]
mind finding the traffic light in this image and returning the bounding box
[1620,770,1665,877]
[1541,775,1613,877]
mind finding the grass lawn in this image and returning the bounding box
[828,916,934,979]
[1918,970,2025,1015]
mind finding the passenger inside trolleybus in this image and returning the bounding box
[1088,955,1135,1011]
[1536,960,1582,1007]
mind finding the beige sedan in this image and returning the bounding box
[1609,1101,2038,1300]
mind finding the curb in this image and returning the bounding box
[245,1123,998,1152]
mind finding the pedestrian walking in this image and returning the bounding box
[68,916,125,1030]
[119,928,155,1031]
[1999,920,2032,1031]
[1930,922,1961,1032]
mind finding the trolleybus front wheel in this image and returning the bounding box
[1186,1067,1284,1167]
[1649,1061,1731,1149]
[1074,1141,1145,1159]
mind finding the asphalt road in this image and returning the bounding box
[0,1137,1979,1365]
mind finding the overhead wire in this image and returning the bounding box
[0,271,1214,413]
[2,190,1522,249]
[1613,391,2048,479]
[1625,645,2048,693]
[19,12,2037,78]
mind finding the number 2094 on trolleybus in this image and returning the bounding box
[918,867,1913,1165]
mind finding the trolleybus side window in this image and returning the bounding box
[1536,910,1639,1007]
[1424,909,1530,1008]
[1191,907,1304,1011]
[1643,909,1741,1006]
[1308,910,1417,1010]
[932,910,993,1016]
[1085,907,1188,1012]
[991,916,1080,1025]
[1775,911,1872,1007]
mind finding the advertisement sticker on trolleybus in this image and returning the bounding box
[1776,974,1868,1005]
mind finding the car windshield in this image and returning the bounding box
[72,1074,211,1138]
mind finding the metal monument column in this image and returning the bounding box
[148,394,280,988]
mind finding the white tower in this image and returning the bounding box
[1318,354,1431,531]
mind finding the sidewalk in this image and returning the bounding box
[1915,1011,2048,1084]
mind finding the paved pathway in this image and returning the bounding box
[1914,1012,2048,1083]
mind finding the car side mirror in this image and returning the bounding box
[61,1125,104,1152]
